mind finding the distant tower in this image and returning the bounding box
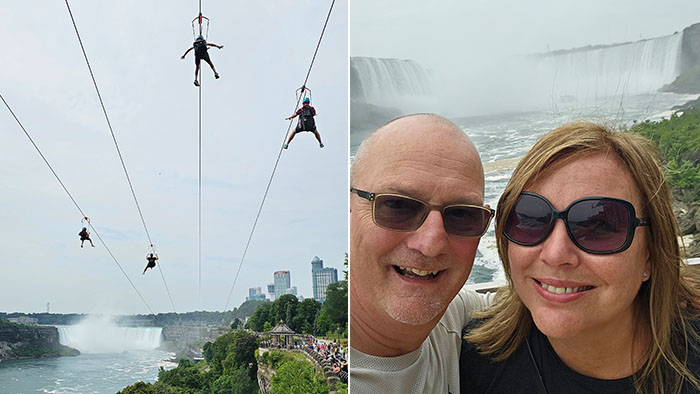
[267,283,276,301]
[247,287,265,301]
[274,271,291,299]
[46,302,50,314]
[311,256,338,302]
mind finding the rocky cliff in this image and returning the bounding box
[0,320,79,361]
[661,23,700,93]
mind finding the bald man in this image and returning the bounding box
[350,114,495,393]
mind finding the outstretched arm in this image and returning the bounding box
[285,112,298,120]
[207,43,224,49]
[181,47,193,59]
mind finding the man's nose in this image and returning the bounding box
[405,210,449,257]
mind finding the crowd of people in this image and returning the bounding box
[307,337,348,384]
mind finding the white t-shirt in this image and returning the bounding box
[350,286,493,394]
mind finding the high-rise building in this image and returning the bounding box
[247,287,266,301]
[284,286,298,296]
[311,256,338,302]
[267,283,276,301]
[274,271,291,299]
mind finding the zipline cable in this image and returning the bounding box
[198,67,203,337]
[64,0,176,312]
[223,0,336,311]
[1,91,155,316]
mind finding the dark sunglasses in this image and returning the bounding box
[503,192,650,254]
[350,187,494,238]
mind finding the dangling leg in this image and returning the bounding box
[81,239,84,248]
[205,58,219,79]
[194,59,201,86]
[312,129,324,148]
[90,238,95,247]
[284,130,299,149]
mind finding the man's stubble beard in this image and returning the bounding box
[378,250,455,326]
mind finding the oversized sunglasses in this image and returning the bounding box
[503,192,650,254]
[350,187,494,238]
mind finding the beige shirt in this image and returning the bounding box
[350,286,493,394]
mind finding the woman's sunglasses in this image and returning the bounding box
[350,187,494,238]
[503,192,650,254]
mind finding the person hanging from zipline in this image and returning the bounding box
[142,252,159,275]
[78,227,95,248]
[284,97,324,149]
[181,35,223,87]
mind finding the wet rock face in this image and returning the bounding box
[0,323,79,360]
[682,23,700,72]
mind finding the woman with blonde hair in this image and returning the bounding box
[461,121,700,394]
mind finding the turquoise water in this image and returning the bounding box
[0,350,176,394]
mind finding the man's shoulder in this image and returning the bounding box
[440,287,492,328]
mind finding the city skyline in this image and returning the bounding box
[246,255,342,302]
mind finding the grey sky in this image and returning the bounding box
[351,0,700,64]
[1,0,347,315]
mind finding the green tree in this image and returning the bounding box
[245,302,273,332]
[273,294,299,328]
[210,367,259,394]
[335,382,349,394]
[323,281,348,331]
[116,381,155,394]
[222,331,259,380]
[292,298,322,334]
[230,318,242,330]
[117,381,186,394]
[343,252,348,281]
[203,332,238,376]
[263,321,273,332]
[157,359,207,391]
[270,358,329,394]
[315,309,333,336]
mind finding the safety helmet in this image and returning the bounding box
[197,34,204,40]
[150,253,154,257]
[303,97,310,104]
[82,227,87,230]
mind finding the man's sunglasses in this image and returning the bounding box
[503,192,650,254]
[350,187,494,238]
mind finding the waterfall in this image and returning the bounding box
[57,316,162,353]
[536,32,684,99]
[351,57,432,103]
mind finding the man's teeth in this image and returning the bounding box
[398,266,439,277]
[539,281,593,294]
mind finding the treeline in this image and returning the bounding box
[245,281,348,337]
[630,107,700,202]
[118,330,260,394]
[117,329,345,394]
[0,299,265,327]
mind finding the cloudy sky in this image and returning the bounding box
[0,0,347,315]
[351,0,700,63]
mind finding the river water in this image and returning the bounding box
[0,323,176,394]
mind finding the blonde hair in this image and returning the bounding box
[467,121,700,394]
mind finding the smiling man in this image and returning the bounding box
[349,114,494,394]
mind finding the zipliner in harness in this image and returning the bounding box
[298,106,316,131]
